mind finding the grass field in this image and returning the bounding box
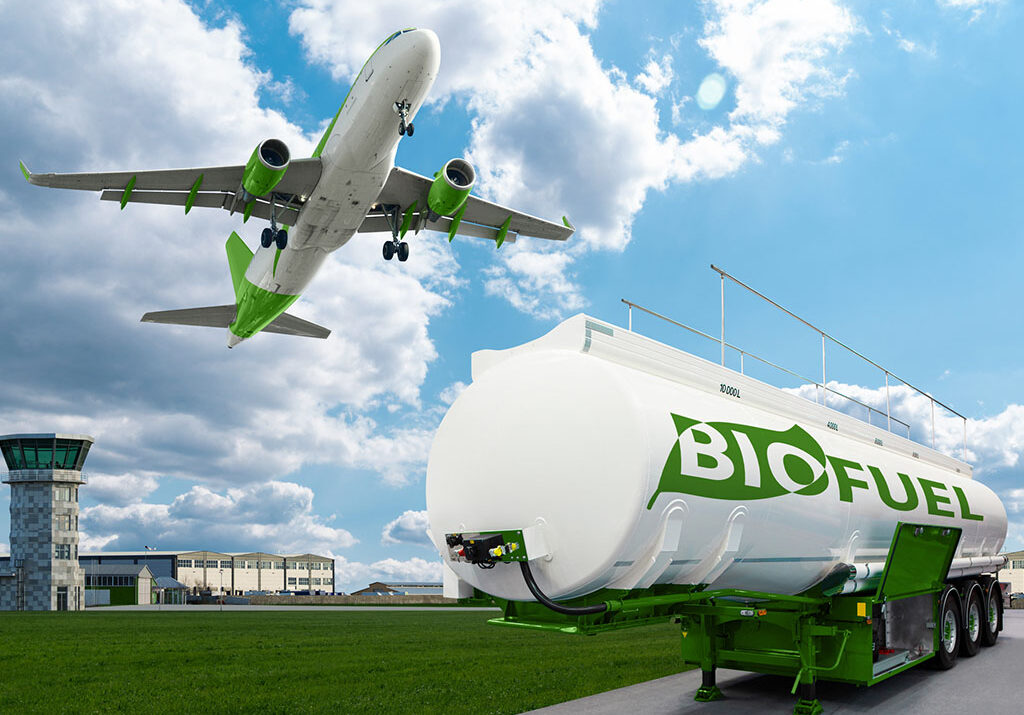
[0,610,688,713]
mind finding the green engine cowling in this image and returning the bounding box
[241,138,290,199]
[427,158,476,217]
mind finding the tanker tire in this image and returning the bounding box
[933,587,961,670]
[981,581,1001,647]
[959,582,983,657]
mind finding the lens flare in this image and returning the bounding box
[696,72,727,110]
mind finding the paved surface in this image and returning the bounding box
[93,604,500,612]
[526,610,1024,714]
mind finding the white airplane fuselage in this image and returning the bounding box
[232,29,440,346]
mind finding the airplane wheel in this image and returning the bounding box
[383,241,395,260]
[261,228,274,248]
[406,123,414,137]
[275,230,288,250]
[398,123,406,136]
[397,241,410,261]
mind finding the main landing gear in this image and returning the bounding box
[380,203,409,262]
[260,192,288,249]
[394,100,414,136]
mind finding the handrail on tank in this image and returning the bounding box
[620,299,912,439]
[621,264,969,462]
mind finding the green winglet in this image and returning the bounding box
[185,174,204,215]
[448,203,467,243]
[399,200,418,239]
[562,215,574,230]
[19,161,31,183]
[120,175,137,210]
[495,216,512,249]
[243,201,254,223]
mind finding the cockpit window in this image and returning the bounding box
[382,28,417,46]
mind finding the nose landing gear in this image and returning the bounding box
[394,100,414,136]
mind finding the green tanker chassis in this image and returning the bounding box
[466,523,1004,715]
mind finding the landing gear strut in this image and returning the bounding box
[380,203,409,262]
[394,100,414,136]
[261,193,288,249]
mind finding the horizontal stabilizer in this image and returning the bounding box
[263,312,331,339]
[141,305,236,328]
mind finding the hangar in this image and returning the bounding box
[80,550,335,595]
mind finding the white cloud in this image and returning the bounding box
[0,542,8,556]
[1004,489,1024,514]
[937,0,1004,23]
[289,1,860,319]
[701,0,859,129]
[86,473,160,506]
[0,1,460,489]
[81,480,356,554]
[881,23,936,58]
[381,509,432,546]
[636,54,675,95]
[439,381,468,405]
[335,556,442,591]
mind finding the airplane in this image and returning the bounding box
[19,28,574,348]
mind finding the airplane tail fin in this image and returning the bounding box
[225,231,253,299]
[142,234,330,341]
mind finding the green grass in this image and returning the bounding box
[0,611,689,714]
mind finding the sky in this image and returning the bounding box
[1,0,1022,592]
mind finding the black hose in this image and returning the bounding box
[519,560,607,615]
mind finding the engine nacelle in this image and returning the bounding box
[241,138,290,199]
[427,158,476,217]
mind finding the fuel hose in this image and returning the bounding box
[519,560,608,615]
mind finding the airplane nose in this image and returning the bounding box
[404,28,440,71]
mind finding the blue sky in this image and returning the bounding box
[1,0,1022,591]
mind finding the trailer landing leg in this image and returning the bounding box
[793,682,822,715]
[694,668,724,702]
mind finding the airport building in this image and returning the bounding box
[0,433,93,611]
[80,550,335,595]
[1000,550,1024,595]
[352,581,443,596]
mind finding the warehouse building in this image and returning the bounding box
[80,550,335,595]
[83,564,155,606]
[1000,549,1024,595]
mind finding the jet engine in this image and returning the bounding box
[427,158,475,217]
[241,138,290,200]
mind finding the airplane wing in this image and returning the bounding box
[19,159,323,223]
[363,166,574,245]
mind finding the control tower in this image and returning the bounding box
[0,434,92,610]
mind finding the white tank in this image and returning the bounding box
[426,315,1007,602]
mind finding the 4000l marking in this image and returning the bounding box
[648,413,982,521]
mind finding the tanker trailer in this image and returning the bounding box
[426,313,1007,715]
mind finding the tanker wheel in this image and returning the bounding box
[933,587,961,670]
[981,581,1001,647]
[960,583,983,657]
